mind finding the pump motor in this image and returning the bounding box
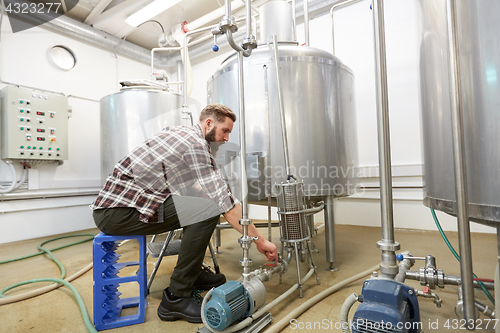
[204,277,266,331]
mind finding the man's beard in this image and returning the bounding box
[206,126,224,154]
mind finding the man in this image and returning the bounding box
[91,103,277,323]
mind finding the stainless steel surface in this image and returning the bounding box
[292,0,297,41]
[372,0,400,279]
[207,44,358,199]
[259,1,294,43]
[303,0,310,46]
[100,89,199,183]
[271,36,291,176]
[330,0,364,55]
[276,180,308,241]
[418,0,500,224]
[445,0,475,325]
[238,51,249,219]
[324,195,336,266]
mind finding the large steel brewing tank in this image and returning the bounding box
[418,0,500,224]
[100,87,200,183]
[207,45,358,200]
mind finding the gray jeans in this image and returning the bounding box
[92,195,222,297]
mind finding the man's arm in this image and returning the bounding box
[223,204,278,261]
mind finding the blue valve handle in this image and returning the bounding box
[212,44,219,52]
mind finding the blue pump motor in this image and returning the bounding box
[352,279,421,333]
[204,278,266,331]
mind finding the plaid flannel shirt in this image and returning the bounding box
[90,124,238,223]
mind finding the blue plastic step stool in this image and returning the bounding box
[93,232,147,330]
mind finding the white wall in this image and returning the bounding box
[0,16,151,244]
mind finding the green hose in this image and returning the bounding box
[431,209,495,305]
[0,233,97,333]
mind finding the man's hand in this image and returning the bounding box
[254,237,278,262]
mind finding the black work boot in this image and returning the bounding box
[157,288,202,323]
[193,270,226,290]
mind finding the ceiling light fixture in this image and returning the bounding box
[125,0,183,27]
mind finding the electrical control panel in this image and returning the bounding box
[0,86,69,161]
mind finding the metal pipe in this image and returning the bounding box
[324,195,336,271]
[246,0,252,40]
[176,60,183,94]
[372,0,400,279]
[225,0,232,17]
[237,51,249,219]
[292,0,297,42]
[150,47,181,81]
[404,271,494,290]
[226,30,251,56]
[474,300,495,319]
[445,0,475,325]
[271,35,291,176]
[305,202,325,216]
[330,0,363,55]
[303,0,310,46]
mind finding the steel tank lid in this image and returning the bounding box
[210,44,354,81]
[99,87,183,103]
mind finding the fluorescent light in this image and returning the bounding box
[125,0,183,27]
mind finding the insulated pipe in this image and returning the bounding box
[445,0,475,325]
[0,161,26,194]
[330,0,363,55]
[265,263,380,333]
[372,0,400,279]
[271,35,291,176]
[303,0,310,46]
[340,293,359,333]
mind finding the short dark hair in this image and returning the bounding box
[200,103,236,123]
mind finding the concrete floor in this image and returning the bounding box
[0,222,497,333]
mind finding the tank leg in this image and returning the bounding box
[324,195,338,271]
[306,239,320,285]
[294,242,303,297]
[213,227,221,254]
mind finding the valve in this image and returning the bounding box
[212,35,219,52]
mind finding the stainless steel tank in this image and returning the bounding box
[100,86,200,183]
[418,0,500,224]
[207,44,358,200]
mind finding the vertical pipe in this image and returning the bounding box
[176,60,183,94]
[303,0,310,46]
[271,35,291,176]
[324,195,337,271]
[330,0,363,55]
[496,226,500,333]
[245,0,252,39]
[372,0,399,279]
[225,0,231,17]
[237,51,249,219]
[292,0,297,42]
[445,0,475,326]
